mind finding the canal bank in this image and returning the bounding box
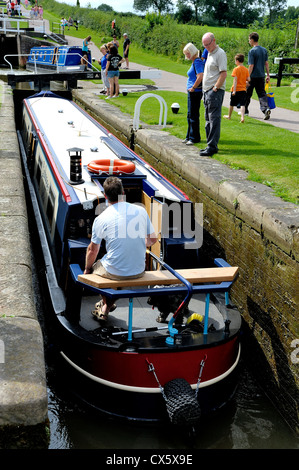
[71,83,299,434]
[0,81,48,448]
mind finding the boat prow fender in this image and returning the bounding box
[163,378,201,426]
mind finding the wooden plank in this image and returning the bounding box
[78,266,239,289]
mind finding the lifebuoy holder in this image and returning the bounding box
[87,158,136,175]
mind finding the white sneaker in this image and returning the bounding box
[181,138,188,143]
[105,96,111,99]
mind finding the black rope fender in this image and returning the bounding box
[146,355,207,425]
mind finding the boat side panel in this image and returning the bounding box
[63,335,240,389]
[28,46,91,69]
[22,102,77,280]
[59,350,240,421]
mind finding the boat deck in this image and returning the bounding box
[80,292,224,337]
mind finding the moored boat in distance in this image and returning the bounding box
[19,91,241,426]
[27,46,92,72]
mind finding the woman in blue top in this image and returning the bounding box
[82,36,91,54]
[182,43,204,145]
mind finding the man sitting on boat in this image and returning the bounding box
[84,177,157,322]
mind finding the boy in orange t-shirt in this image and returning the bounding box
[224,54,249,123]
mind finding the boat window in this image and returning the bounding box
[40,177,46,205]
[46,187,55,229]
[36,159,41,186]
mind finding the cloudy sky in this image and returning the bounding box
[59,0,299,13]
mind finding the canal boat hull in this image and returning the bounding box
[27,46,92,72]
[19,91,242,424]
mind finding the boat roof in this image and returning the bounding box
[30,45,82,51]
[24,94,186,207]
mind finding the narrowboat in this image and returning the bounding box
[27,46,92,72]
[19,91,241,425]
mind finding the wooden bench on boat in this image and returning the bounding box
[77,266,238,289]
[66,259,239,340]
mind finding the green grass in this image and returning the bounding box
[42,9,299,204]
[101,90,299,204]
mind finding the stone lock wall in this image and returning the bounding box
[72,90,299,433]
[135,129,299,434]
[0,82,49,447]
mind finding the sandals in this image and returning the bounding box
[91,300,117,322]
[92,310,108,322]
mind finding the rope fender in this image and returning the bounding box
[146,356,207,426]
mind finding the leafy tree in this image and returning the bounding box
[186,0,205,22]
[176,0,260,26]
[97,3,114,12]
[228,1,261,28]
[262,0,287,23]
[283,6,299,22]
[175,0,194,23]
[206,0,231,25]
[133,0,174,15]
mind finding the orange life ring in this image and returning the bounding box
[87,158,136,175]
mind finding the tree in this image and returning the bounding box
[200,0,261,27]
[188,0,206,23]
[97,3,114,12]
[283,6,299,22]
[262,0,287,23]
[175,0,195,23]
[228,1,261,28]
[133,0,174,15]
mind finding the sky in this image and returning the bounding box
[59,0,299,13]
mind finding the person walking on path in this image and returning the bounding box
[112,35,119,50]
[182,42,204,146]
[123,33,130,69]
[200,32,227,157]
[245,32,271,120]
[224,53,249,123]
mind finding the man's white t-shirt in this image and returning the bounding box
[202,45,227,92]
[91,201,154,276]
